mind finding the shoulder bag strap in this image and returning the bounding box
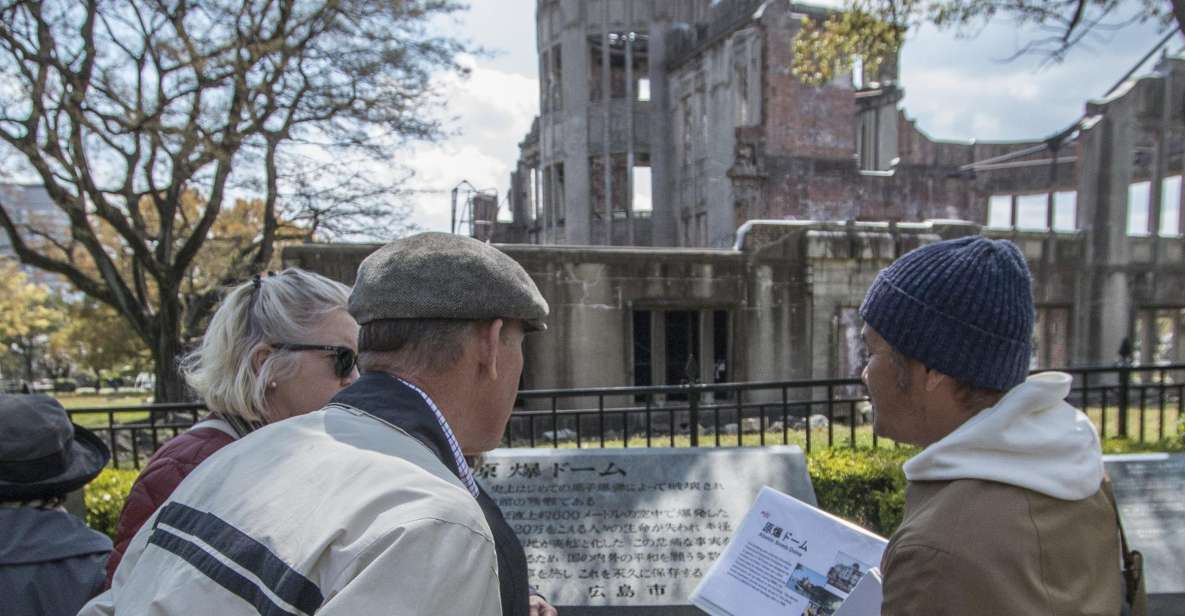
[1101,478,1147,616]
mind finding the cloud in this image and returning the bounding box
[899,16,1171,141]
[401,57,539,233]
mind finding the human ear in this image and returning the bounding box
[480,319,505,380]
[250,344,272,376]
[923,368,947,392]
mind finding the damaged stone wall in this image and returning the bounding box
[286,214,1185,397]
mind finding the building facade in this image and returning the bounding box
[501,0,1184,252]
[286,0,1185,393]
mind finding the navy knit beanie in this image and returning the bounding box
[859,236,1034,392]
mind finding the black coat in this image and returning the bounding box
[331,374,530,616]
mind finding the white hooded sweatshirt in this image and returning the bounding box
[904,371,1105,501]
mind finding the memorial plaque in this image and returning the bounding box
[1103,453,1185,616]
[479,446,815,614]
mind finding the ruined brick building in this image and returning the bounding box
[287,0,1185,392]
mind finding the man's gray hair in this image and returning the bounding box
[181,268,351,423]
[358,319,478,375]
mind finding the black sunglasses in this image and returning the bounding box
[271,343,357,378]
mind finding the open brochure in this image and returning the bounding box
[690,486,887,616]
[833,566,882,616]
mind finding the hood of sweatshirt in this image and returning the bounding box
[903,371,1104,501]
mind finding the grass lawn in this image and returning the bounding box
[1084,404,1182,443]
[510,425,898,451]
[56,391,155,428]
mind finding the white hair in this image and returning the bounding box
[181,268,351,423]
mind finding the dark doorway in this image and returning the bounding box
[633,310,652,387]
[665,310,700,387]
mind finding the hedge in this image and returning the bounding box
[808,447,915,537]
[81,437,1185,541]
[84,468,138,539]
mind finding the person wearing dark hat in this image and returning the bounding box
[858,236,1126,615]
[84,232,556,616]
[0,394,112,616]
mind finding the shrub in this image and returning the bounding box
[84,467,139,539]
[1101,437,1185,454]
[52,379,78,393]
[807,447,916,538]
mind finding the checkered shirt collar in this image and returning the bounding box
[395,378,480,497]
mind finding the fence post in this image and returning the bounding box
[689,387,700,448]
[1118,339,1133,439]
[1118,366,1130,438]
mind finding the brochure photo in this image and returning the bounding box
[690,486,888,616]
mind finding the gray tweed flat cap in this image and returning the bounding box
[350,232,549,331]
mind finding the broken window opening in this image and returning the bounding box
[545,46,563,112]
[1160,175,1182,236]
[1134,307,1185,369]
[529,167,539,223]
[987,194,1013,228]
[637,78,651,102]
[1127,181,1152,236]
[588,32,650,101]
[1015,194,1047,230]
[633,164,652,216]
[1053,191,1077,231]
[545,162,565,227]
[590,154,632,219]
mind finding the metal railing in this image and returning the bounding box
[67,364,1184,469]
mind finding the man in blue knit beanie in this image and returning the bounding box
[860,235,1128,615]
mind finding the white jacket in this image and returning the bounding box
[80,405,502,615]
[904,371,1104,500]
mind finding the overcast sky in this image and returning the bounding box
[402,0,1175,233]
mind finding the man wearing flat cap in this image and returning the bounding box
[1,394,112,616]
[86,233,556,615]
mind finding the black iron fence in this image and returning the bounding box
[68,364,1184,469]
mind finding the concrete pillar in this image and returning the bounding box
[648,22,676,246]
[624,2,636,246]
[600,1,612,246]
[876,102,898,170]
[1149,68,1170,253]
[560,0,591,244]
[1079,97,1136,364]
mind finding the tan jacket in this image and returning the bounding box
[881,373,1126,616]
[881,478,1124,616]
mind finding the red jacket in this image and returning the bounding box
[104,426,235,587]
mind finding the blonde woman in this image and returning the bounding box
[104,269,358,585]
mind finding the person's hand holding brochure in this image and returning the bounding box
[690,486,887,616]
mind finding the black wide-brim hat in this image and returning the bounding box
[0,394,111,501]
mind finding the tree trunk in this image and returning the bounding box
[151,305,189,403]
[94,368,101,394]
[21,339,35,384]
